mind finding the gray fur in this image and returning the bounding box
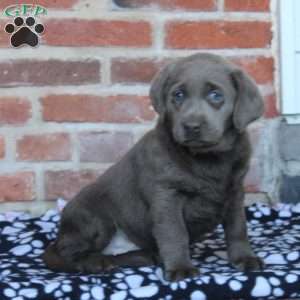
[42,53,264,281]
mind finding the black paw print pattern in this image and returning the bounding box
[5,17,44,48]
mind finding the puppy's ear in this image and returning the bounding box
[231,69,264,132]
[150,62,176,115]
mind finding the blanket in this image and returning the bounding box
[1,202,300,300]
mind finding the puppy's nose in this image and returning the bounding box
[183,122,201,135]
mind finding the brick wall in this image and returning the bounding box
[0,0,280,213]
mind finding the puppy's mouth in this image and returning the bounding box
[181,139,218,148]
[172,125,221,149]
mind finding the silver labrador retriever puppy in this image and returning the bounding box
[43,53,264,281]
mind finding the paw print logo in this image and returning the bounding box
[4,16,44,48]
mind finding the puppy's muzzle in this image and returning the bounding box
[183,121,201,137]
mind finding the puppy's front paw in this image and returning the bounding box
[234,256,264,272]
[165,266,199,281]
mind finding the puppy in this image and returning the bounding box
[43,53,264,281]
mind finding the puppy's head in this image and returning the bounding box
[150,53,264,149]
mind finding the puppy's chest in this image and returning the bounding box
[179,159,233,224]
[182,182,228,236]
[183,195,225,224]
[179,157,233,199]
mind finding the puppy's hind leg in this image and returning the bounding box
[112,249,158,267]
[42,185,158,273]
[43,202,117,273]
[43,236,157,273]
[76,249,158,273]
[43,224,117,273]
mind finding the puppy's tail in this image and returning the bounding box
[42,242,75,273]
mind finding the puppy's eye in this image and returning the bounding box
[172,89,186,105]
[207,90,224,106]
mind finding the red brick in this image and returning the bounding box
[232,56,274,85]
[0,172,35,202]
[244,123,264,192]
[244,158,263,192]
[42,94,155,123]
[113,0,216,10]
[0,20,10,47]
[225,0,270,11]
[264,93,279,118]
[43,19,152,47]
[0,0,78,9]
[112,56,274,85]
[79,131,134,163]
[248,122,264,158]
[0,98,31,124]
[45,169,103,200]
[17,133,71,161]
[165,21,272,49]
[0,136,4,159]
[111,58,167,84]
[0,60,100,87]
